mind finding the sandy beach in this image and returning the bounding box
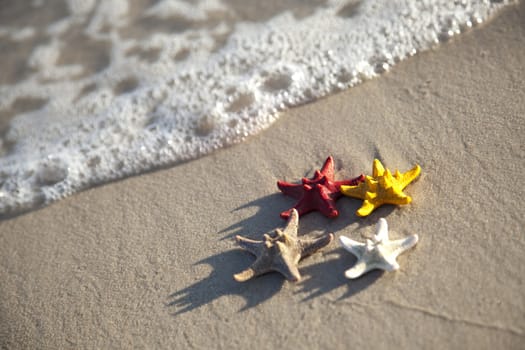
[1,2,524,349]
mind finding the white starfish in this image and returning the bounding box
[339,218,418,279]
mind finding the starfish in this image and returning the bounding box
[234,209,334,282]
[339,218,418,279]
[340,159,421,217]
[277,156,365,219]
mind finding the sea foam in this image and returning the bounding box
[0,0,514,215]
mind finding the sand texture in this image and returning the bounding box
[1,3,524,349]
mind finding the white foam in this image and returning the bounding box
[0,0,514,215]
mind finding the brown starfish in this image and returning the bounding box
[233,209,334,282]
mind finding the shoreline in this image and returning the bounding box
[1,3,524,349]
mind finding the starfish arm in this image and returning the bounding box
[316,186,339,218]
[344,259,374,279]
[388,234,419,258]
[319,156,335,180]
[235,235,263,255]
[299,233,334,258]
[378,256,400,271]
[233,267,257,282]
[372,159,386,177]
[397,164,421,190]
[282,208,299,238]
[277,181,305,199]
[339,235,366,257]
[233,257,270,282]
[340,183,367,200]
[356,200,378,217]
[374,218,389,243]
[272,241,302,281]
[273,261,302,282]
[385,192,412,206]
[287,199,317,218]
[318,205,339,218]
[280,208,294,219]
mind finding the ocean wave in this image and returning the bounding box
[0,0,513,215]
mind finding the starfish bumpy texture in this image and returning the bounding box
[339,218,418,279]
[277,156,364,219]
[234,209,334,282]
[340,159,421,217]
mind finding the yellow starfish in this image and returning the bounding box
[340,159,421,217]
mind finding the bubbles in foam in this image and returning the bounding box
[0,0,515,215]
[36,157,68,186]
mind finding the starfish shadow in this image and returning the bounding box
[220,193,378,240]
[217,192,356,240]
[219,184,399,244]
[296,248,383,301]
[166,249,284,316]
[302,197,398,236]
[218,193,292,240]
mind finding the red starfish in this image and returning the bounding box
[277,156,365,219]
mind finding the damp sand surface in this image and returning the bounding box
[1,3,524,349]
